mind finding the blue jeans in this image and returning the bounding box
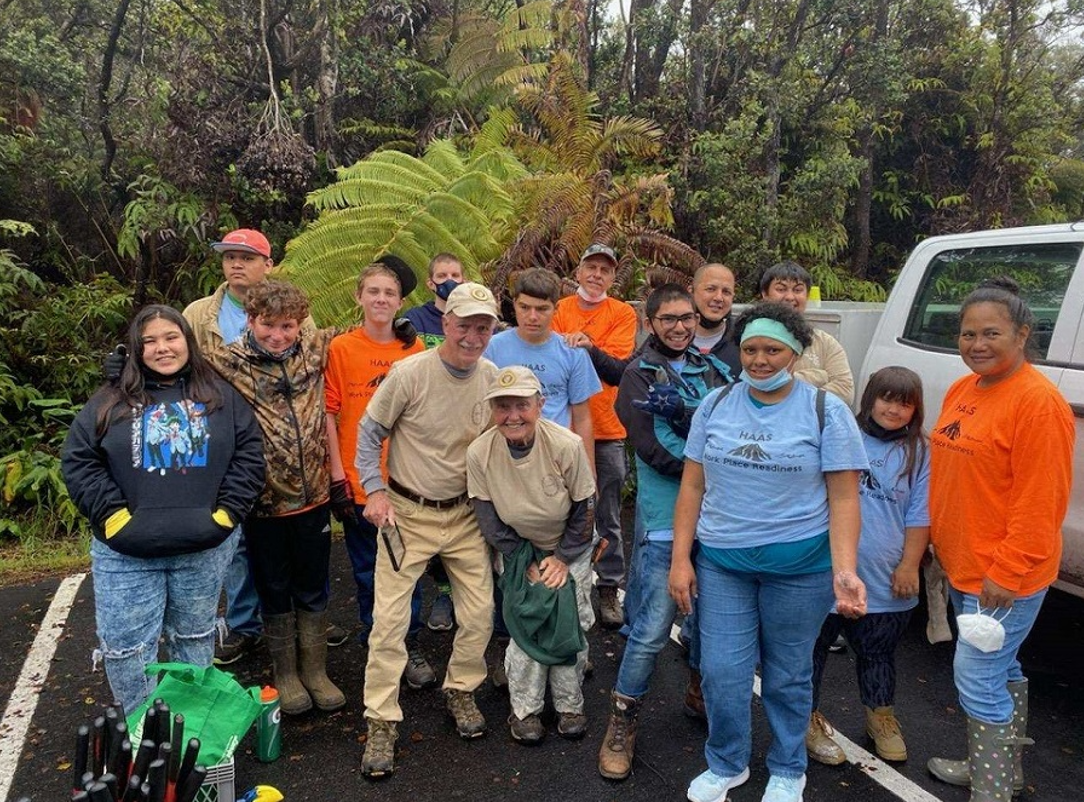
[616,537,698,698]
[91,532,236,716]
[621,506,645,634]
[223,525,261,636]
[949,586,1046,724]
[696,555,833,779]
[343,505,422,639]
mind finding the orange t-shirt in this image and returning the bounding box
[929,363,1074,595]
[324,328,425,502]
[553,295,638,440]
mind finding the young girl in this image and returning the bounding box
[62,306,265,714]
[806,366,931,765]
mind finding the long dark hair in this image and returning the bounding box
[856,366,927,481]
[94,305,223,436]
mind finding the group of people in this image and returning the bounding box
[61,229,1074,802]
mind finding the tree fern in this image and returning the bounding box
[281,142,525,325]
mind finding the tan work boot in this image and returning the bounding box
[263,613,312,715]
[866,706,907,762]
[445,689,486,738]
[807,710,846,765]
[598,691,639,780]
[362,718,398,778]
[296,609,346,711]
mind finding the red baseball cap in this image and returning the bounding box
[211,229,272,258]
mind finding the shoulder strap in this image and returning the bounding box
[703,382,736,419]
[816,388,826,432]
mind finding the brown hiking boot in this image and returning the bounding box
[866,706,907,762]
[598,691,639,780]
[445,689,486,739]
[508,713,545,745]
[557,712,588,740]
[806,710,846,765]
[683,669,706,721]
[362,718,397,778]
[599,586,623,629]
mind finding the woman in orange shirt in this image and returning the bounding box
[927,277,1074,802]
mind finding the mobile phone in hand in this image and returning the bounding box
[380,523,405,572]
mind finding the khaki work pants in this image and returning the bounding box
[363,490,494,722]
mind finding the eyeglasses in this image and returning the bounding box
[652,313,698,327]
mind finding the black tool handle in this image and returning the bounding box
[132,739,156,784]
[74,724,91,794]
[168,715,184,782]
[174,738,200,793]
[174,765,206,802]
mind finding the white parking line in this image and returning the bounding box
[0,573,88,802]
[665,617,946,802]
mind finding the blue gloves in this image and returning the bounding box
[632,382,685,420]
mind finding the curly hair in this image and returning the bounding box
[244,279,310,322]
[732,301,814,350]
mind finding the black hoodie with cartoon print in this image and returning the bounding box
[62,376,265,558]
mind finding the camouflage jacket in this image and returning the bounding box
[206,329,336,517]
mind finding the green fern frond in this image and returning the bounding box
[422,140,468,179]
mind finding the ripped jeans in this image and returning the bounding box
[91,532,237,715]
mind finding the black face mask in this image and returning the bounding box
[140,361,191,386]
[648,333,687,360]
[860,417,910,442]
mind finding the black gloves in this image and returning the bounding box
[393,317,418,349]
[103,344,128,384]
[329,479,358,525]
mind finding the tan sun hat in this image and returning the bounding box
[444,282,499,319]
[484,366,543,401]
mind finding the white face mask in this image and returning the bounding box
[577,285,607,304]
[956,601,1009,653]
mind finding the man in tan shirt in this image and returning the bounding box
[355,283,500,778]
[759,260,855,404]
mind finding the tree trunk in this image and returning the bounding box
[98,0,133,180]
[313,0,339,165]
[850,125,874,278]
[689,0,713,130]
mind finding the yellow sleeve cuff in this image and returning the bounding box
[212,508,235,528]
[103,508,132,539]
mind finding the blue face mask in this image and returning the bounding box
[740,367,793,392]
[434,279,461,301]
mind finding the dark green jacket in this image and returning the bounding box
[500,540,586,666]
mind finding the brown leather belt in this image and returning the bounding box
[387,478,469,510]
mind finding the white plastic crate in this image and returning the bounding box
[193,757,235,802]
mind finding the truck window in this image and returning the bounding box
[902,242,1082,359]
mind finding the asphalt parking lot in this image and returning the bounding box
[2,541,1083,802]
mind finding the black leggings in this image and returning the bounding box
[812,609,912,710]
[245,505,331,616]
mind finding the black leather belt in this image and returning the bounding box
[387,478,469,510]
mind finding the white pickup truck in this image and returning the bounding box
[805,223,1084,599]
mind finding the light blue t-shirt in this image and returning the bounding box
[484,330,602,427]
[217,292,248,345]
[854,433,931,613]
[684,381,869,550]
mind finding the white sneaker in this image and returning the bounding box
[761,774,806,802]
[687,767,750,802]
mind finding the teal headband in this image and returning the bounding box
[740,317,804,355]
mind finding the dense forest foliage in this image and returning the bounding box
[1,0,1082,541]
